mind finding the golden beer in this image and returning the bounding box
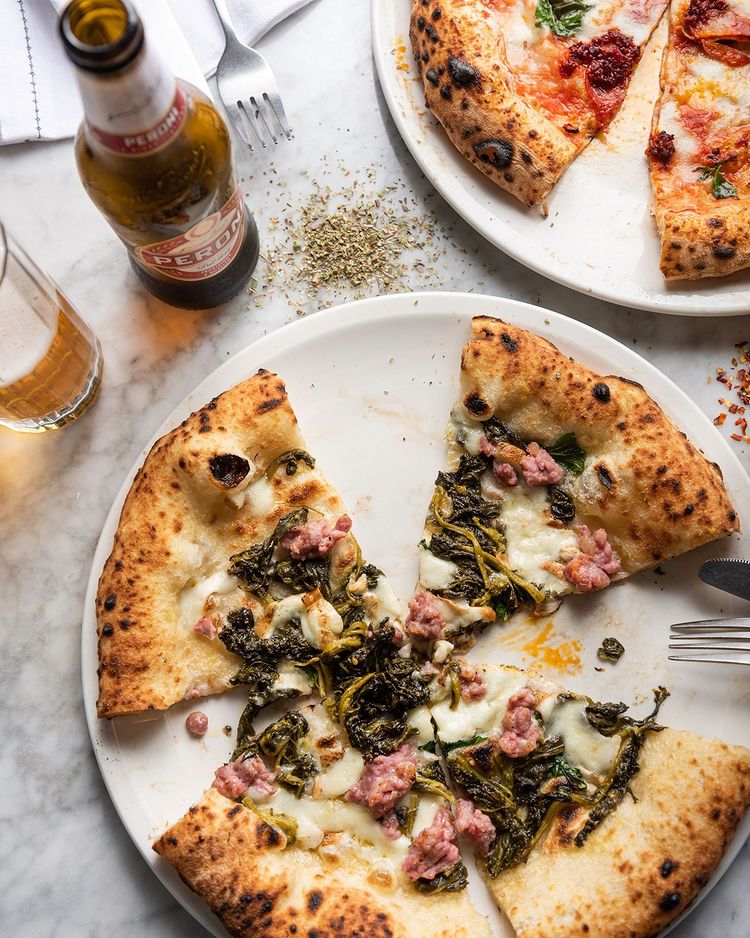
[59,0,259,310]
[0,229,102,433]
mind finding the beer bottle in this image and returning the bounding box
[59,0,259,309]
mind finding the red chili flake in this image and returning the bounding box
[730,433,742,441]
[714,413,727,425]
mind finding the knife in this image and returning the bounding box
[699,558,750,602]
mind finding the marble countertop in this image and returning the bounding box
[1,0,748,935]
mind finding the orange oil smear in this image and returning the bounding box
[394,37,410,72]
[520,621,582,675]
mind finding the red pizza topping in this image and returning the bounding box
[458,661,489,701]
[405,591,446,639]
[646,130,676,167]
[495,689,542,758]
[520,442,565,486]
[683,0,728,33]
[560,30,640,127]
[186,710,208,736]
[214,755,277,801]
[345,744,418,817]
[454,799,496,855]
[280,514,352,559]
[402,806,460,881]
[699,38,750,66]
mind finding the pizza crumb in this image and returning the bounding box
[711,342,749,447]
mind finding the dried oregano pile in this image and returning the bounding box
[248,167,457,315]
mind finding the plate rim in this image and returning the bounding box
[82,291,750,938]
[370,1,750,317]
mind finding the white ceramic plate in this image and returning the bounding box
[372,3,750,316]
[83,293,750,938]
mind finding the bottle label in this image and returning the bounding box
[134,187,246,281]
[87,85,187,156]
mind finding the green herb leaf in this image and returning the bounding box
[535,0,592,36]
[546,433,587,475]
[265,449,315,478]
[596,636,625,663]
[694,159,738,200]
[547,485,576,523]
[414,860,469,894]
[546,755,587,791]
[440,734,488,754]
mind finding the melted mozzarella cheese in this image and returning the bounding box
[314,747,366,799]
[242,474,276,517]
[267,788,409,859]
[362,575,402,627]
[408,705,437,745]
[434,596,495,636]
[501,485,578,592]
[265,592,344,649]
[447,408,484,455]
[418,545,458,590]
[271,662,311,695]
[430,667,528,743]
[411,795,441,838]
[179,570,238,626]
[546,698,620,776]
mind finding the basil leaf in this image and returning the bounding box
[535,0,591,36]
[694,159,738,200]
[546,432,587,475]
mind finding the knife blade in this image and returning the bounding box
[699,558,750,602]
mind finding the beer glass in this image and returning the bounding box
[0,223,102,432]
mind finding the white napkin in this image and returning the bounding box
[0,0,316,146]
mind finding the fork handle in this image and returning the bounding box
[209,0,237,42]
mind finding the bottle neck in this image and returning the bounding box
[76,40,187,156]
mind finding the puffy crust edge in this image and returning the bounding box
[656,206,750,280]
[95,369,312,718]
[410,0,578,206]
[484,727,750,938]
[154,788,492,938]
[458,316,739,574]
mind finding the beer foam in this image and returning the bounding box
[0,268,56,387]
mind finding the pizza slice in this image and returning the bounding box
[410,0,668,205]
[646,0,750,279]
[96,369,403,717]
[154,699,492,938]
[428,660,750,938]
[404,317,738,649]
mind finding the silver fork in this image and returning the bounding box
[209,0,292,151]
[669,618,750,665]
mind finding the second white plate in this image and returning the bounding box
[372,3,750,315]
[83,293,750,938]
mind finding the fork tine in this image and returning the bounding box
[670,619,750,632]
[668,653,750,665]
[251,95,278,145]
[225,102,253,151]
[668,642,750,654]
[237,99,267,149]
[669,635,750,643]
[264,89,292,139]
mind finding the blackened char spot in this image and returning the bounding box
[257,397,284,413]
[597,465,613,489]
[426,68,439,85]
[448,56,481,87]
[593,382,610,402]
[103,594,117,610]
[500,331,518,352]
[425,22,439,40]
[713,245,736,259]
[661,859,678,878]
[659,892,682,912]
[102,624,114,637]
[307,890,324,912]
[474,139,514,169]
[464,392,489,416]
[209,453,251,487]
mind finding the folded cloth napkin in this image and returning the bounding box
[0,0,315,146]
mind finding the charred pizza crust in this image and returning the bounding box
[486,726,750,938]
[96,369,351,718]
[154,787,491,938]
[410,0,578,206]
[457,316,738,573]
[647,0,750,280]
